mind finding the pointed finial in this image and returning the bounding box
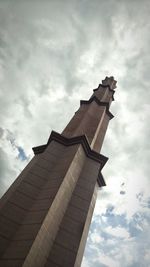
[102,76,117,90]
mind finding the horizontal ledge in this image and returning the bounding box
[32,144,47,154]
[97,172,106,187]
[33,131,107,187]
[80,96,114,119]
[32,131,108,170]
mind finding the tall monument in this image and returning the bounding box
[0,76,117,267]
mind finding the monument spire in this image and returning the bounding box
[0,76,117,267]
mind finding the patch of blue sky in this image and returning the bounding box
[17,146,28,161]
[101,211,128,229]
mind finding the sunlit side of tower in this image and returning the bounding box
[0,77,117,267]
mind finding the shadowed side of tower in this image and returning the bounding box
[0,77,117,267]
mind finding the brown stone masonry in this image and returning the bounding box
[0,76,117,267]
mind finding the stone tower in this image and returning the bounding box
[0,76,117,267]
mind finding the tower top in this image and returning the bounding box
[102,76,117,90]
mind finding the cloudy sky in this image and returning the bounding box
[0,0,150,266]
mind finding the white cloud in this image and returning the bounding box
[81,257,91,267]
[0,0,150,266]
[97,253,120,267]
[90,231,105,244]
[104,226,130,239]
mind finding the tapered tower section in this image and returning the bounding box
[0,77,117,267]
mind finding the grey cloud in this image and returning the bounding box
[120,190,126,195]
[0,127,4,138]
[0,147,16,197]
[136,192,144,201]
[0,0,150,266]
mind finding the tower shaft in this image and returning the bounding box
[0,77,116,267]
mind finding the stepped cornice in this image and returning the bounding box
[33,131,108,168]
[80,96,114,119]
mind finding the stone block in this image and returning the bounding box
[0,215,18,239]
[60,216,83,237]
[30,165,50,180]
[70,194,90,212]
[55,228,79,252]
[2,240,33,259]
[22,210,47,224]
[37,188,58,200]
[17,182,40,198]
[24,173,46,189]
[74,186,93,201]
[0,236,9,256]
[13,224,40,241]
[46,243,76,267]
[30,198,53,211]
[0,259,23,267]
[9,191,34,210]
[65,205,86,224]
[1,202,26,224]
